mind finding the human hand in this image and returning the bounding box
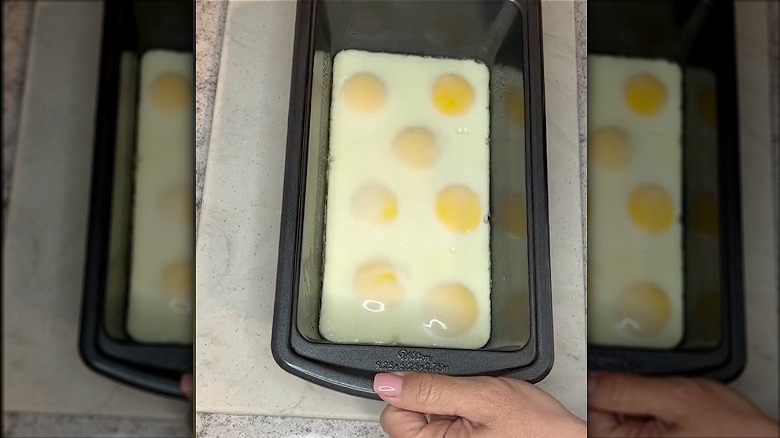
[374,372,585,438]
[180,373,193,428]
[588,372,780,438]
[180,373,193,400]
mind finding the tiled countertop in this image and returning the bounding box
[194,1,778,437]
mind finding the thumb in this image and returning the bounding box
[373,372,500,421]
[588,372,689,422]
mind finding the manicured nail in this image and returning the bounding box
[587,373,596,395]
[373,373,403,397]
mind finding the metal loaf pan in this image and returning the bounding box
[80,0,194,398]
[273,0,553,399]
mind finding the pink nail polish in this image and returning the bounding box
[373,373,402,397]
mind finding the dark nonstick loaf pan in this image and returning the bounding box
[587,0,745,381]
[79,0,194,398]
[273,0,554,399]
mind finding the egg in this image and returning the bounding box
[591,127,631,170]
[435,185,483,234]
[319,49,491,349]
[125,50,194,344]
[342,72,388,113]
[431,74,476,116]
[392,127,439,170]
[423,283,480,337]
[588,55,683,349]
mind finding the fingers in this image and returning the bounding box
[180,373,193,400]
[429,414,459,423]
[373,372,502,421]
[180,373,193,429]
[380,404,428,438]
[380,405,458,438]
[587,409,620,438]
[588,409,663,438]
[588,409,648,437]
[588,372,688,422]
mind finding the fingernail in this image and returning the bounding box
[373,373,402,397]
[587,373,596,395]
[180,374,193,397]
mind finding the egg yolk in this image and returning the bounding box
[342,73,387,113]
[591,127,631,170]
[423,283,479,337]
[354,262,405,311]
[162,261,192,300]
[432,74,475,117]
[698,88,717,128]
[436,185,482,234]
[392,127,439,170]
[351,184,398,226]
[159,184,192,226]
[628,184,676,233]
[506,87,525,126]
[499,193,527,238]
[624,74,667,117]
[615,282,672,336]
[149,73,191,113]
[692,193,719,238]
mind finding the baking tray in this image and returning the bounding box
[273,0,552,399]
[79,0,194,398]
[587,0,745,380]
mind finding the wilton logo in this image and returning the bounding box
[375,349,449,373]
[397,349,431,362]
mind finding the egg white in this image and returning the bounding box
[588,55,684,349]
[319,49,491,349]
[126,50,194,344]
